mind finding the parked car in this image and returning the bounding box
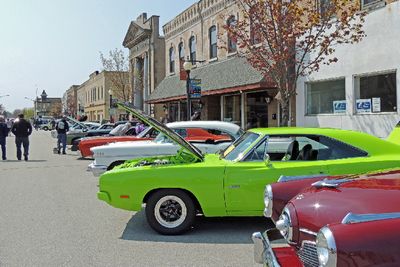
[97,104,400,235]
[70,122,132,151]
[89,120,241,176]
[253,168,400,267]
[78,126,152,157]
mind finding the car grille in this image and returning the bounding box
[297,241,319,267]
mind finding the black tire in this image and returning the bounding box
[43,126,48,131]
[145,189,196,235]
[107,161,125,171]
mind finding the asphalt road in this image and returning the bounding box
[0,131,270,267]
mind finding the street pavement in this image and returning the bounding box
[0,130,270,267]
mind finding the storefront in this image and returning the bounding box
[148,58,283,129]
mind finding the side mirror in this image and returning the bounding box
[264,153,272,167]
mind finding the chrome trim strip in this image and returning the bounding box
[312,178,351,188]
[278,174,327,183]
[342,212,400,224]
[300,228,317,236]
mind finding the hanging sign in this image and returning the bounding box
[189,79,202,99]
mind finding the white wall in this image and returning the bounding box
[296,1,400,138]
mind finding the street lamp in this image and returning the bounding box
[183,59,193,121]
[108,89,113,121]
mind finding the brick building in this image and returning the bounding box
[148,0,287,128]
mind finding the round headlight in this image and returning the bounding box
[263,185,273,217]
[275,207,292,241]
[316,227,337,267]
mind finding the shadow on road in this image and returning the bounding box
[120,211,273,244]
[4,160,47,163]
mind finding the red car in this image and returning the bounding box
[253,169,400,267]
[79,126,233,158]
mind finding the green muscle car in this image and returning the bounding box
[98,104,400,235]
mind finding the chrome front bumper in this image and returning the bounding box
[252,228,303,267]
[252,229,282,266]
[87,162,107,177]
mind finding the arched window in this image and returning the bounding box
[178,42,185,61]
[227,16,237,53]
[169,46,175,73]
[189,36,196,64]
[209,25,217,59]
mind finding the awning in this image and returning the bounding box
[148,57,275,104]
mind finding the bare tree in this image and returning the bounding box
[100,48,131,103]
[224,0,366,126]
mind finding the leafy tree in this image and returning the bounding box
[224,0,366,126]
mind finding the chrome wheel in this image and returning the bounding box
[154,195,187,228]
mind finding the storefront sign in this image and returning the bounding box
[333,100,347,114]
[189,79,202,99]
[356,99,372,113]
[372,97,381,112]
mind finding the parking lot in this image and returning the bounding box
[0,131,269,267]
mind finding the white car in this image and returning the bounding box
[88,121,243,176]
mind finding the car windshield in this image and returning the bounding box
[221,132,260,161]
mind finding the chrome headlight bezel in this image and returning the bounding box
[316,226,337,267]
[263,184,273,217]
[275,207,293,241]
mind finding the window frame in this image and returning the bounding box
[169,46,175,74]
[353,70,397,114]
[227,16,237,54]
[209,25,217,59]
[178,42,185,61]
[305,77,346,116]
[189,36,196,64]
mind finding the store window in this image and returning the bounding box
[209,26,217,59]
[223,95,241,126]
[169,47,175,73]
[227,16,237,53]
[306,78,346,115]
[189,36,196,64]
[355,71,397,113]
[245,91,268,129]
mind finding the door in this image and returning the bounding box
[224,135,329,215]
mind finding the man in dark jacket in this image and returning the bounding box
[11,114,32,161]
[56,116,70,154]
[0,116,9,160]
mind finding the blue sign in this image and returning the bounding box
[356,99,372,113]
[333,100,346,114]
[189,79,202,99]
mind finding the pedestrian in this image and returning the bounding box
[135,120,146,135]
[0,116,9,160]
[56,116,70,154]
[11,114,32,161]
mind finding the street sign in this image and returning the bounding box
[189,79,202,99]
[333,100,346,114]
[356,99,372,113]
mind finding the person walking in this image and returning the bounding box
[56,116,69,154]
[6,118,13,136]
[11,114,32,161]
[0,116,9,160]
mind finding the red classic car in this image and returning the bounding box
[79,125,234,158]
[253,169,400,267]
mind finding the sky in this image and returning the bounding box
[0,0,194,112]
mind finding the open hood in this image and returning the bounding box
[116,102,203,161]
[66,116,88,129]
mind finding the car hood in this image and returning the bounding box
[115,103,203,161]
[291,169,400,234]
[91,140,155,152]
